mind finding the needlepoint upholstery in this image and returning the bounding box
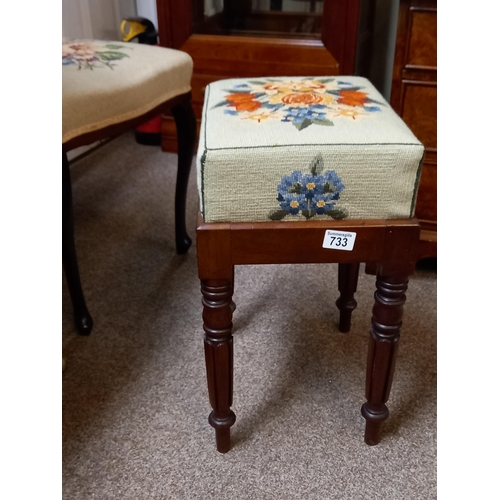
[196,76,425,223]
[62,40,193,144]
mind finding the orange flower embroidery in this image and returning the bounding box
[226,93,262,112]
[270,91,334,107]
[226,93,255,103]
[235,100,261,112]
[338,90,368,107]
[281,93,324,105]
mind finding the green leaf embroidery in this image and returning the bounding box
[105,44,128,50]
[223,89,251,94]
[317,78,336,83]
[339,86,363,92]
[325,208,348,220]
[211,100,229,109]
[312,119,334,126]
[268,209,289,221]
[293,118,313,131]
[289,182,302,195]
[365,97,385,106]
[95,51,129,61]
[248,80,267,85]
[301,209,317,220]
[323,183,337,194]
[309,154,324,176]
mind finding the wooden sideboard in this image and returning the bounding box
[390,0,437,260]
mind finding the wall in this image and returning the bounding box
[136,0,159,30]
[363,0,399,100]
[62,0,137,40]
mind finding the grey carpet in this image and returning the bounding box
[63,132,437,499]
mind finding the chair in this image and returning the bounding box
[195,76,423,452]
[63,40,196,335]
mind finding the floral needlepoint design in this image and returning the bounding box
[269,154,347,221]
[213,78,384,131]
[62,42,131,70]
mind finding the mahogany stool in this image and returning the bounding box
[195,76,424,453]
[63,40,196,335]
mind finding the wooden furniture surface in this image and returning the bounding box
[391,0,437,259]
[197,215,420,452]
[156,0,364,152]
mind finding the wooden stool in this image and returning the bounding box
[62,40,196,335]
[195,77,424,453]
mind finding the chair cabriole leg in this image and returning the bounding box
[62,151,93,335]
[336,262,360,333]
[362,271,409,445]
[171,99,196,255]
[201,278,236,453]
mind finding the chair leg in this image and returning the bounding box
[361,270,409,445]
[171,99,196,255]
[230,266,236,313]
[201,278,236,453]
[336,262,360,333]
[62,152,93,335]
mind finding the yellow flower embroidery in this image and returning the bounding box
[243,112,275,122]
[331,108,367,119]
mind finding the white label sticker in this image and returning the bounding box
[322,230,357,251]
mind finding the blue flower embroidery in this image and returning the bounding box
[277,170,303,197]
[323,170,345,200]
[282,107,327,124]
[279,193,307,215]
[269,154,347,221]
[311,193,337,214]
[365,106,381,113]
[301,173,325,199]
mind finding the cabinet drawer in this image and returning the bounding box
[407,9,437,69]
[401,81,437,149]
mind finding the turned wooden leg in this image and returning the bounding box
[171,99,196,255]
[361,271,409,445]
[201,279,236,453]
[336,262,360,333]
[230,266,236,313]
[62,151,93,335]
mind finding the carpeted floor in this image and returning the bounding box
[62,132,437,499]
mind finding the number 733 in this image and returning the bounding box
[331,236,348,247]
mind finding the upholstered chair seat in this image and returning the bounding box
[62,40,196,335]
[197,76,424,223]
[62,40,193,145]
